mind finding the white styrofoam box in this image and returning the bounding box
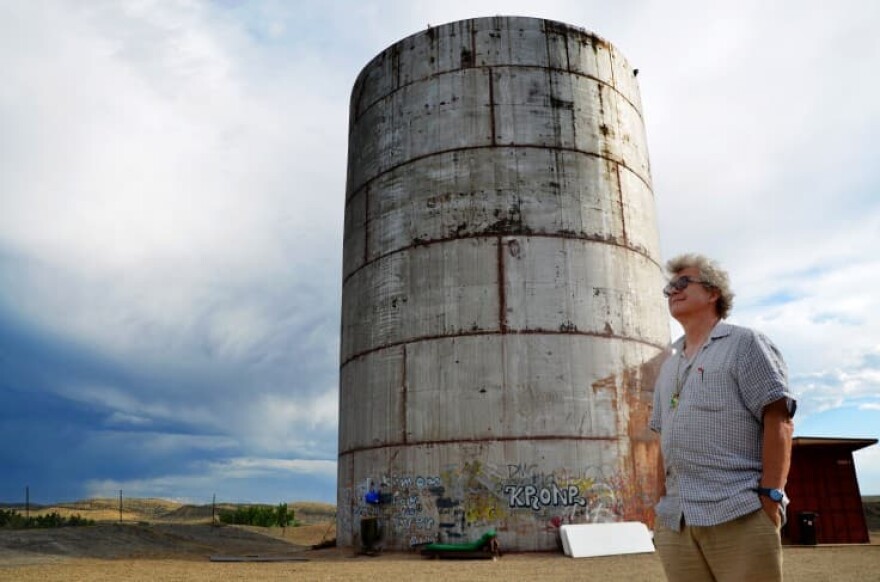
[560,522,655,558]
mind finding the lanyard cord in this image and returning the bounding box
[671,353,697,409]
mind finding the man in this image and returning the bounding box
[649,254,796,582]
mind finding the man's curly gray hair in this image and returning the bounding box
[666,253,735,319]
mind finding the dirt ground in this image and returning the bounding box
[0,523,878,582]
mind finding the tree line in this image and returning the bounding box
[0,509,95,528]
[218,502,295,527]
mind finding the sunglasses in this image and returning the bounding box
[663,275,712,298]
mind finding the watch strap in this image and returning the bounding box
[754,487,785,502]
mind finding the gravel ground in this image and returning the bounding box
[0,524,878,581]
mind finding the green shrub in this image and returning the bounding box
[66,514,95,527]
[0,509,28,528]
[0,509,95,529]
[34,511,65,528]
[218,503,294,527]
[274,502,294,527]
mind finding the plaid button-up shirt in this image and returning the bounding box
[650,322,796,531]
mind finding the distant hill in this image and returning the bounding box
[1,497,875,531]
[160,501,335,524]
[0,498,336,525]
[864,496,880,531]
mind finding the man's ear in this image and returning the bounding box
[708,288,721,305]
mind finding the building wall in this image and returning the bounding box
[786,446,871,544]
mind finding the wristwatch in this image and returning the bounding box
[754,487,786,503]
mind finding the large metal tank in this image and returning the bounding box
[339,16,669,551]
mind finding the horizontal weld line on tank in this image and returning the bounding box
[339,435,619,457]
[351,64,643,131]
[340,329,666,369]
[341,232,660,286]
[345,144,651,208]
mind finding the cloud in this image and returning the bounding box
[0,0,345,466]
[79,430,239,457]
[792,369,880,416]
[207,457,337,479]
[730,258,880,420]
[106,412,154,427]
[645,2,880,269]
[84,456,337,503]
[65,384,219,428]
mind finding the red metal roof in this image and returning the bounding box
[792,437,877,451]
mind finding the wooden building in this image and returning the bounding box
[784,437,877,544]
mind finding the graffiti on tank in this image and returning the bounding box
[392,515,436,530]
[493,462,625,529]
[345,473,447,543]
[344,462,630,547]
[393,494,424,516]
[536,474,622,528]
[392,474,443,490]
[409,533,436,546]
[506,463,539,479]
[583,479,621,522]
[504,482,586,510]
[464,498,498,524]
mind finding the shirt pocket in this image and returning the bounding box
[690,370,730,411]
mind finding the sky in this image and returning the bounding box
[0,0,878,506]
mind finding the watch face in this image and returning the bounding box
[769,489,784,502]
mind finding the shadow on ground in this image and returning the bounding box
[0,523,307,561]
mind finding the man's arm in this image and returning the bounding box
[761,398,794,525]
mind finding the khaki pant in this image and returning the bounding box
[654,509,783,582]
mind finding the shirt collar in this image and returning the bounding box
[710,320,733,340]
[672,320,732,353]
